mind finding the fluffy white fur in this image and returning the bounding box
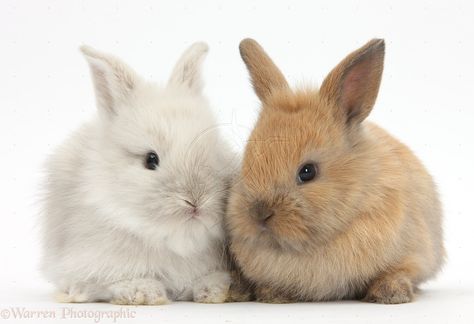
[41,43,236,304]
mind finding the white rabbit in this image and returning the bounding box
[40,42,235,304]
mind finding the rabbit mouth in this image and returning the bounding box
[251,229,309,253]
[250,210,316,253]
[183,199,200,218]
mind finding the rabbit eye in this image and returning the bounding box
[297,163,318,183]
[145,151,159,170]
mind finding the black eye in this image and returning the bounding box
[297,163,318,183]
[145,151,159,170]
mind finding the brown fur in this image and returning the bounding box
[226,39,445,304]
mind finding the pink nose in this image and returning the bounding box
[185,200,199,215]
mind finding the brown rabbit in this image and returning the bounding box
[225,38,445,304]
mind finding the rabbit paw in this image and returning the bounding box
[193,271,230,303]
[55,289,90,303]
[225,270,254,302]
[255,285,293,303]
[55,283,100,303]
[364,275,414,304]
[109,278,169,305]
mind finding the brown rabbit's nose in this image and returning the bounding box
[250,200,274,223]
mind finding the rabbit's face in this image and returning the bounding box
[228,39,385,253]
[228,92,360,252]
[102,90,230,248]
[80,43,233,256]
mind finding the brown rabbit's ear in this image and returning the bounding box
[239,38,290,102]
[320,39,385,125]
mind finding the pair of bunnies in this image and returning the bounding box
[41,39,445,305]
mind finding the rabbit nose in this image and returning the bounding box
[184,200,196,208]
[251,200,274,223]
[184,199,199,216]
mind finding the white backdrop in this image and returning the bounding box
[1,0,473,323]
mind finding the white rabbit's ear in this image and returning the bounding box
[80,45,141,117]
[168,42,209,93]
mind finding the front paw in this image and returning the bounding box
[193,286,228,303]
[109,278,169,305]
[364,276,414,304]
[193,272,230,303]
[255,286,293,304]
[224,270,254,302]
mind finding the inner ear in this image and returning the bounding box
[320,39,385,125]
[87,61,117,116]
[168,42,209,94]
[81,45,140,118]
[341,55,382,123]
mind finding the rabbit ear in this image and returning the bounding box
[168,42,209,93]
[320,39,385,125]
[239,38,290,103]
[80,45,141,117]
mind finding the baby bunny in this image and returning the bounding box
[226,39,445,304]
[41,42,235,304]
